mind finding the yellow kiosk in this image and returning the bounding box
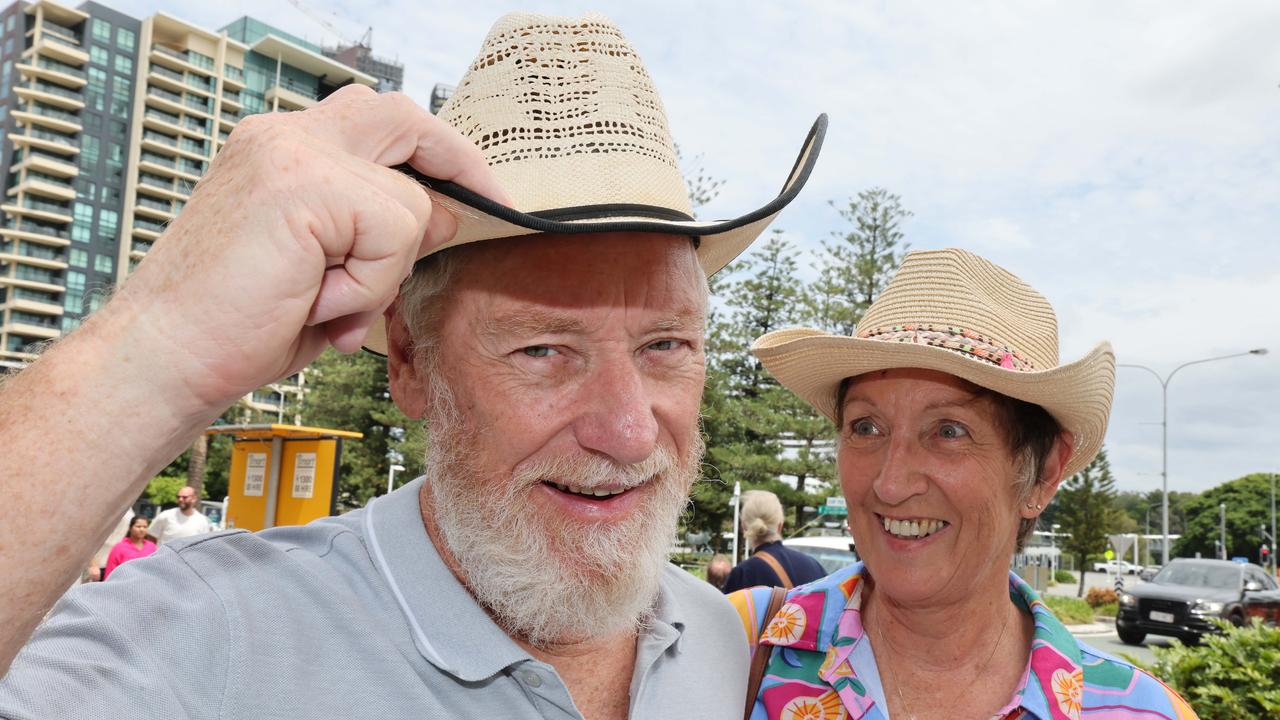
[206,424,363,532]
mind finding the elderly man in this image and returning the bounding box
[0,12,823,719]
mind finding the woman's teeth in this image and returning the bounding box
[882,516,948,539]
[549,482,626,498]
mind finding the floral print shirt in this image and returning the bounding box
[730,562,1198,720]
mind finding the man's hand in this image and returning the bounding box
[118,85,507,411]
[0,86,504,673]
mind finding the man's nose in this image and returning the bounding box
[571,356,659,466]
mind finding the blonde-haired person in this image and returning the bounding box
[721,490,826,594]
[731,248,1195,719]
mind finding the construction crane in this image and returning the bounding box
[287,0,372,49]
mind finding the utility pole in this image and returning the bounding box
[1220,503,1227,560]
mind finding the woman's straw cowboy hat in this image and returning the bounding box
[752,248,1115,478]
[365,12,826,354]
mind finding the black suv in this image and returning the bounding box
[1116,558,1280,645]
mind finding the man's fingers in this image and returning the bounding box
[293,88,512,207]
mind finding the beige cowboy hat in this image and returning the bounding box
[752,248,1115,478]
[365,12,827,355]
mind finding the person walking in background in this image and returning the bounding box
[722,490,826,593]
[103,517,156,581]
[83,509,134,583]
[705,554,733,590]
[147,486,212,545]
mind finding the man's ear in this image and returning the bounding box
[385,299,428,419]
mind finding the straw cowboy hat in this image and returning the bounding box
[365,12,826,354]
[752,248,1115,478]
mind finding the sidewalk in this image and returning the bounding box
[1064,617,1116,636]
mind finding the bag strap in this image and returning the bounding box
[744,586,788,720]
[754,549,793,589]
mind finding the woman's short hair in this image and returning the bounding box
[836,375,1062,551]
[741,490,785,548]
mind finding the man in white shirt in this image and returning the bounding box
[147,487,212,545]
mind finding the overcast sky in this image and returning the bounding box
[114,0,1280,498]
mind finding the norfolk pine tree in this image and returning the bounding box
[1054,448,1122,597]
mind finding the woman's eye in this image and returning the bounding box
[850,418,880,436]
[938,422,970,439]
[521,346,558,358]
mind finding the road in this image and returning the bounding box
[1054,570,1177,667]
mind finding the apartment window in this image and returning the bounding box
[70,224,90,243]
[99,186,119,204]
[106,142,123,169]
[94,254,113,274]
[110,120,126,138]
[115,27,135,51]
[98,209,118,237]
[110,88,129,116]
[91,19,110,44]
[79,136,99,168]
[3,37,12,56]
[68,247,87,267]
[72,202,93,228]
[5,14,13,32]
[90,45,108,66]
[114,55,132,75]
[74,178,95,200]
[82,113,102,132]
[61,317,81,332]
[88,67,107,89]
[64,270,86,313]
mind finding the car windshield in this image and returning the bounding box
[1154,563,1241,589]
[787,544,857,574]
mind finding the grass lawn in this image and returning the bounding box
[1042,595,1097,625]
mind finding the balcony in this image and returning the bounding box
[219,109,240,127]
[5,287,64,315]
[134,195,176,218]
[183,95,212,115]
[130,238,153,255]
[1,219,71,244]
[221,90,243,109]
[13,149,79,178]
[12,102,81,134]
[145,85,185,113]
[150,45,214,76]
[187,74,214,95]
[0,241,67,270]
[2,198,72,224]
[265,82,318,110]
[5,265,65,293]
[15,80,85,111]
[9,170,76,202]
[223,64,245,86]
[11,127,80,156]
[132,217,167,237]
[146,62,187,91]
[34,33,90,66]
[16,57,88,88]
[5,311,62,339]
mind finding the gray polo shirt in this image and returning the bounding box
[0,477,749,719]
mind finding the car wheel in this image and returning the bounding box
[1228,610,1246,627]
[1181,633,1202,646]
[1117,626,1146,645]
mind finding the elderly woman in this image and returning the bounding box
[722,490,827,594]
[732,249,1195,720]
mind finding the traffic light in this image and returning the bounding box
[1262,544,1270,565]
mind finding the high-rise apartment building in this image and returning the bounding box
[0,0,377,419]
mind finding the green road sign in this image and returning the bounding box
[818,505,848,516]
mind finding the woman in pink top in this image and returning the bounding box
[103,516,157,580]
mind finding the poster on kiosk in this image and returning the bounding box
[208,424,363,532]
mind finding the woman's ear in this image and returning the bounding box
[1021,431,1075,519]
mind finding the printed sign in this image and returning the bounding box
[826,496,847,509]
[244,453,267,497]
[292,453,317,499]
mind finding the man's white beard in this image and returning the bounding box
[423,383,702,648]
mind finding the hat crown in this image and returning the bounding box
[857,248,1060,370]
[439,13,692,217]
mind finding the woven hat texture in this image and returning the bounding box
[366,12,827,355]
[752,248,1115,477]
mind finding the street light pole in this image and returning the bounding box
[1271,472,1276,575]
[1119,348,1268,566]
[1219,503,1227,560]
[386,464,405,495]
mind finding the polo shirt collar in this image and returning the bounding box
[363,476,530,682]
[363,476,688,683]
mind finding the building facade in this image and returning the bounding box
[0,0,378,418]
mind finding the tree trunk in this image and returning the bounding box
[1077,553,1087,598]
[187,434,207,499]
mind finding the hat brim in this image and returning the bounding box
[362,115,827,355]
[751,328,1115,478]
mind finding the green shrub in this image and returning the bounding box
[145,475,185,506]
[1140,619,1280,720]
[1042,595,1095,625]
[1086,587,1118,608]
[1094,602,1118,618]
[1054,570,1076,584]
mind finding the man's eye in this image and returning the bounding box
[647,339,680,351]
[938,422,970,439]
[850,418,880,436]
[521,346,557,358]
